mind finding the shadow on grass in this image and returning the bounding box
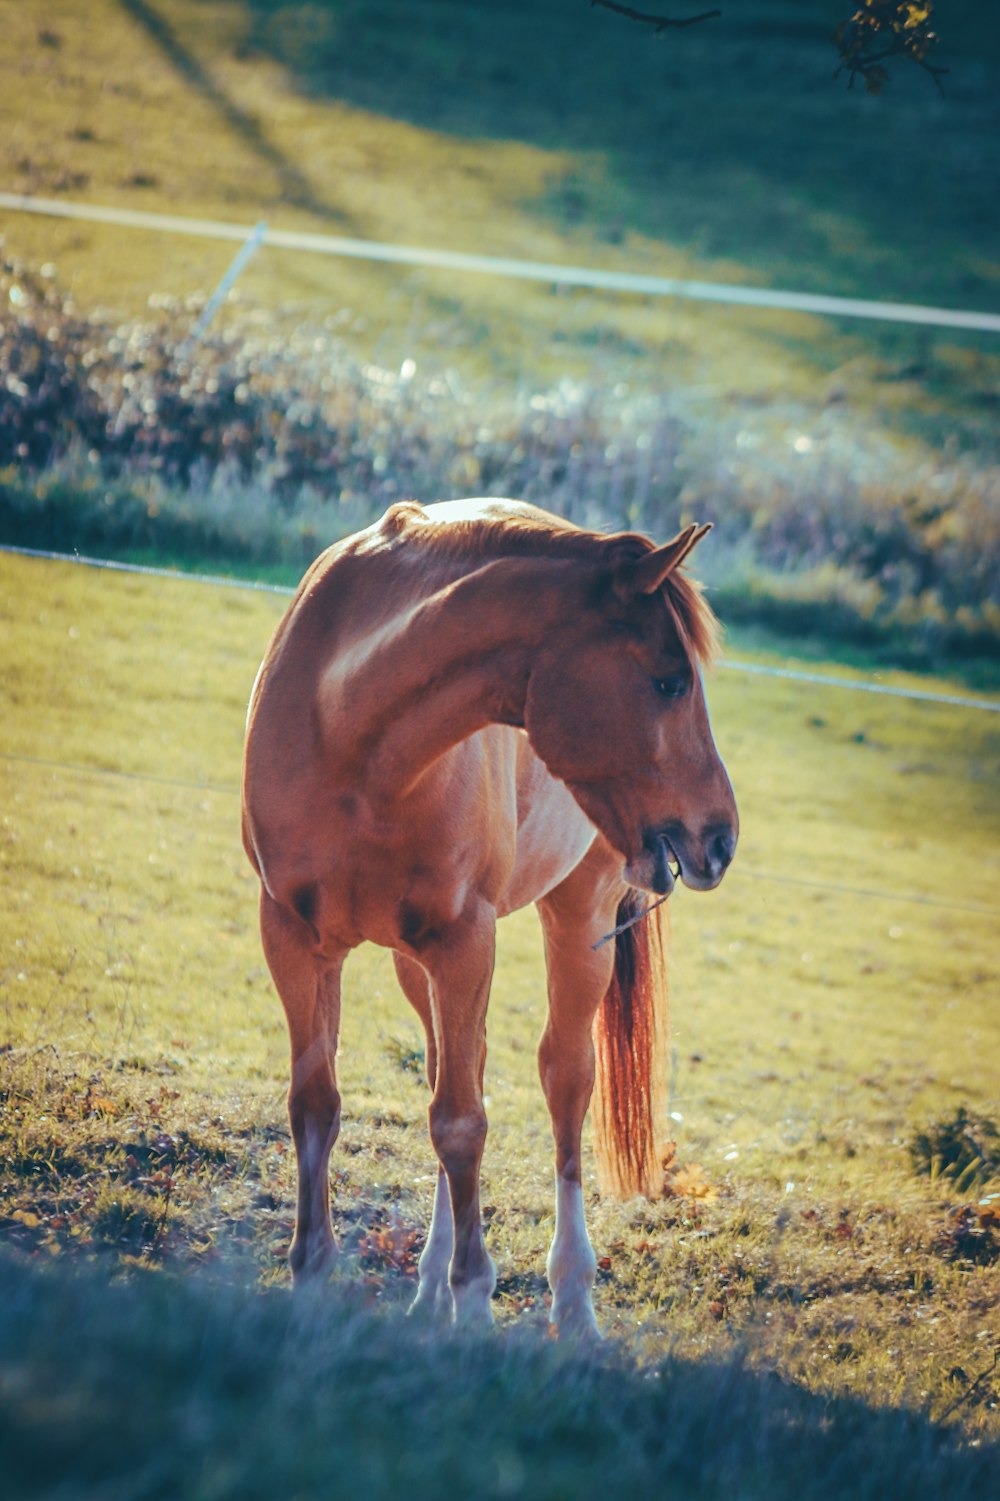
[118,0,354,225]
[234,0,1000,310]
[0,1251,994,1501]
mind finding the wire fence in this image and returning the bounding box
[5,543,999,715]
[2,197,998,928]
[3,191,1000,334]
[2,744,996,921]
[2,545,998,925]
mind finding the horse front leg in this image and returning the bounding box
[537,865,621,1338]
[260,889,346,1285]
[418,904,497,1327]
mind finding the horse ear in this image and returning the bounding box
[613,523,712,599]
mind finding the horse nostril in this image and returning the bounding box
[707,825,737,876]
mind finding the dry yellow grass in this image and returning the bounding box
[1,547,997,1439]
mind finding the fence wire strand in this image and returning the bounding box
[2,748,996,921]
[4,544,999,715]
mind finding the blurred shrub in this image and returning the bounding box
[1,250,998,659]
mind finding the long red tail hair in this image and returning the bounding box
[591,892,669,1198]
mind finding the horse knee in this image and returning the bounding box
[428,1101,487,1175]
[290,1081,341,1156]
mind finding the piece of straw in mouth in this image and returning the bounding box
[591,893,669,950]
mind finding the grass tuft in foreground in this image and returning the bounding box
[1,1250,997,1501]
[910,1107,1000,1194]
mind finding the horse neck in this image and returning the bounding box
[326,553,577,799]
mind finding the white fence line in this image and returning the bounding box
[4,545,998,714]
[3,191,1000,334]
[713,658,1000,714]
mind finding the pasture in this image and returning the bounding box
[2,2,998,1491]
[3,0,998,415]
[3,1,999,666]
[1,546,998,1496]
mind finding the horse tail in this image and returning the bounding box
[591,892,669,1198]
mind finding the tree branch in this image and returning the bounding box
[836,40,948,93]
[592,1,948,94]
[590,1,722,34]
[834,3,948,95]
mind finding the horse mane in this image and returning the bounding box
[660,567,720,668]
[404,508,720,668]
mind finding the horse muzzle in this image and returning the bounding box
[626,821,737,896]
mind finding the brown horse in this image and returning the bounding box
[242,498,737,1335]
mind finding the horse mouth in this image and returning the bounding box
[624,832,680,896]
[649,831,681,895]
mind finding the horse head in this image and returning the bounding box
[523,523,738,896]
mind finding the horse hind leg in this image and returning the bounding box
[393,952,453,1322]
[260,888,346,1285]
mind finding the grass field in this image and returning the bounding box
[2,0,998,415]
[2,3,999,1490]
[1,548,998,1495]
[3,1,999,672]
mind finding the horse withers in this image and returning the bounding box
[241,498,737,1335]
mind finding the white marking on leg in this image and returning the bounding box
[450,1243,497,1328]
[547,1173,599,1337]
[409,1167,453,1319]
[428,1108,496,1326]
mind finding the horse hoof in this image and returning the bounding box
[289,1237,335,1288]
[451,1286,496,1331]
[407,1284,452,1325]
[550,1306,602,1342]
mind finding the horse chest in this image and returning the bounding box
[305,787,508,952]
[500,784,596,915]
[315,733,589,946]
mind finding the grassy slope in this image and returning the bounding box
[1,0,997,427]
[2,1262,997,1501]
[2,0,998,679]
[2,4,999,1483]
[4,1263,996,1501]
[1,550,998,1488]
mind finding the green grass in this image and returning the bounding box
[1,549,998,1496]
[2,1255,997,1501]
[2,0,997,431]
[1,10,999,1474]
[5,1257,998,1501]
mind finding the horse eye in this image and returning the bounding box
[653,673,689,701]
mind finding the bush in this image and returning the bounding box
[2,250,998,660]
